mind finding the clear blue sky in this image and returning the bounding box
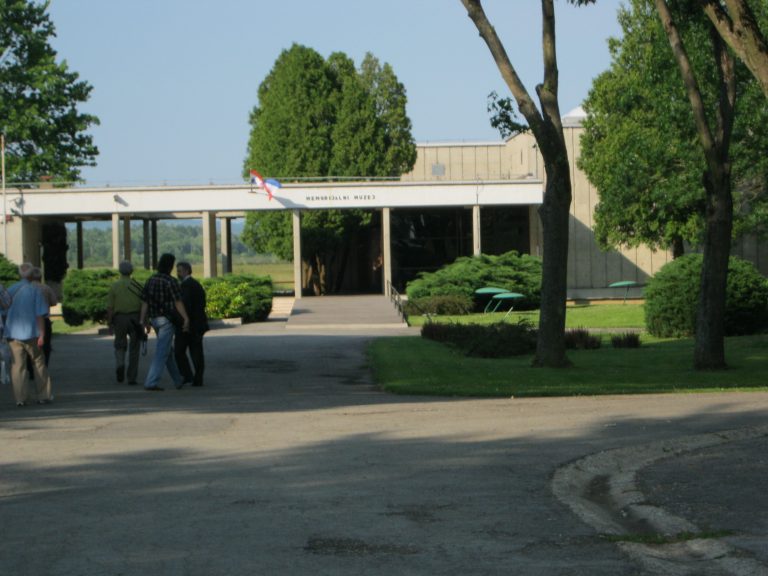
[48,0,623,187]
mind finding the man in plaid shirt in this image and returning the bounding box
[139,253,190,391]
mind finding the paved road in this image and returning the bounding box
[1,303,767,575]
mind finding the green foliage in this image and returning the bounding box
[241,44,415,293]
[0,253,20,285]
[420,320,537,358]
[62,267,273,326]
[564,327,602,350]
[201,275,273,323]
[62,268,119,326]
[644,254,768,337]
[611,332,641,348]
[406,251,542,311]
[0,0,99,183]
[404,294,474,316]
[579,0,768,253]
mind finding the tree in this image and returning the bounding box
[579,0,768,257]
[0,0,99,183]
[242,44,416,294]
[699,0,768,98]
[461,0,594,367]
[653,0,738,370]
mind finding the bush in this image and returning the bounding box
[404,294,473,316]
[611,332,641,348]
[421,320,537,358]
[564,327,601,350]
[406,251,542,312]
[62,268,120,325]
[0,253,20,286]
[644,254,768,337]
[201,274,272,323]
[62,269,273,326]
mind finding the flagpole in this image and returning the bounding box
[1,133,6,256]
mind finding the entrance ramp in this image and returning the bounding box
[285,295,408,330]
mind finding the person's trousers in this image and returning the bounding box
[144,316,182,389]
[9,338,52,403]
[113,312,141,383]
[174,331,204,386]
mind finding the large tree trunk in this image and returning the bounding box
[534,156,572,367]
[461,0,573,368]
[694,168,733,369]
[654,0,737,370]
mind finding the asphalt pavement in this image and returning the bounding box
[1,296,767,575]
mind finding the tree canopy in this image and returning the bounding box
[241,44,416,294]
[0,0,99,184]
[579,0,768,256]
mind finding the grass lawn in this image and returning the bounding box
[369,332,768,398]
[406,303,645,329]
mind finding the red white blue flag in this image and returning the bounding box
[249,170,282,200]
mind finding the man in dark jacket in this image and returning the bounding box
[174,262,208,386]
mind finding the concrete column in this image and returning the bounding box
[143,220,150,270]
[292,210,302,299]
[382,207,392,294]
[111,213,120,269]
[472,205,481,256]
[151,220,158,269]
[122,217,131,262]
[221,217,232,274]
[202,211,217,278]
[76,222,84,269]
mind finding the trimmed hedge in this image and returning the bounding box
[62,268,273,326]
[0,253,21,286]
[406,251,542,312]
[403,294,474,316]
[644,254,768,337]
[421,320,537,358]
[200,274,272,323]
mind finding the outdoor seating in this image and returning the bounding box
[489,292,525,318]
[475,287,512,313]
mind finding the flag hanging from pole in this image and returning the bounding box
[249,170,282,200]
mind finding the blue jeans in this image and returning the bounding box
[144,316,183,389]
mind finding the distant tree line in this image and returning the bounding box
[66,223,260,268]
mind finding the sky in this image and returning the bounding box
[47,0,624,187]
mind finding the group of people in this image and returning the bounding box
[0,263,57,407]
[106,252,209,391]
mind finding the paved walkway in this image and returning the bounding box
[1,297,767,575]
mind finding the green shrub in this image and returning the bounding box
[62,269,273,326]
[406,251,542,312]
[404,294,473,316]
[0,253,20,286]
[201,274,272,323]
[644,254,768,337]
[564,327,601,350]
[611,332,641,348]
[62,268,120,325]
[421,320,537,358]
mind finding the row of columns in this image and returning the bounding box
[101,205,497,299]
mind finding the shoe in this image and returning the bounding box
[16,401,25,407]
[192,383,203,387]
[116,366,125,383]
[144,386,164,391]
[175,380,187,390]
[37,395,54,405]
[128,381,138,386]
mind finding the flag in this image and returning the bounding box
[249,169,282,200]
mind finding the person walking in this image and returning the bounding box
[106,260,144,385]
[5,263,53,406]
[139,253,189,391]
[174,261,209,387]
[28,266,57,366]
